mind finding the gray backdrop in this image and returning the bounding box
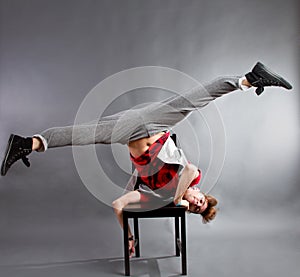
[0,0,299,276]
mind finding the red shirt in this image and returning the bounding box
[130,132,201,202]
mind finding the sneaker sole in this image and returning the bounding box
[1,134,15,176]
[256,62,293,90]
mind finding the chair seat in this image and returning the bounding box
[123,203,186,217]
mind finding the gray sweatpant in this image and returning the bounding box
[36,76,241,150]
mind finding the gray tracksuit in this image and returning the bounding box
[35,76,241,151]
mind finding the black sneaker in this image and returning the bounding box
[1,134,32,176]
[245,62,293,95]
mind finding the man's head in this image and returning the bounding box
[183,187,218,223]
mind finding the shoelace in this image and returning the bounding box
[253,78,281,86]
[252,78,282,95]
[7,149,31,167]
[261,79,281,86]
[21,156,30,167]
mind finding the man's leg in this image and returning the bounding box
[37,71,262,152]
[32,76,240,152]
[138,62,292,136]
[37,108,153,151]
[137,76,241,136]
[1,62,292,176]
[1,109,151,175]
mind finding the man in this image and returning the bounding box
[1,61,292,255]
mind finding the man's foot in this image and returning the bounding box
[245,62,293,95]
[1,134,32,176]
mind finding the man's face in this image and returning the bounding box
[184,187,208,214]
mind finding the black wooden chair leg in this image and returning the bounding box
[133,217,140,257]
[181,214,187,275]
[175,216,180,256]
[123,214,130,276]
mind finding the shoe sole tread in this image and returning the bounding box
[1,134,15,176]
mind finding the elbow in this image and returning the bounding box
[184,163,198,177]
[112,199,120,210]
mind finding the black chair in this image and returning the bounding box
[122,203,187,276]
[122,133,187,276]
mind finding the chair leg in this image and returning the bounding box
[133,217,140,257]
[123,214,130,276]
[175,217,180,256]
[181,214,187,275]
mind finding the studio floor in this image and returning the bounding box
[0,210,299,277]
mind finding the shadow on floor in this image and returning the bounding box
[0,255,183,277]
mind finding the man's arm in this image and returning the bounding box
[173,163,199,208]
[112,190,141,257]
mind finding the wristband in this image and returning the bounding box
[176,201,182,207]
[128,236,134,241]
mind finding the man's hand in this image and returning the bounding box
[178,199,189,210]
[129,239,135,258]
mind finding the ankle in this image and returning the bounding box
[242,78,252,87]
[32,137,42,151]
